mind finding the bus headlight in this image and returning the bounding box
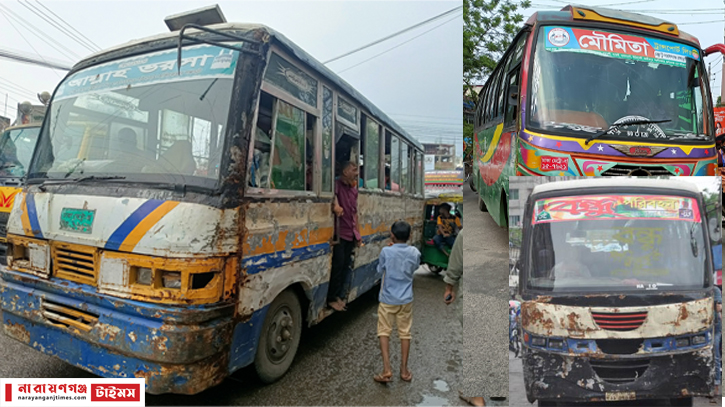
[691,334,707,345]
[531,336,547,347]
[548,338,565,349]
[98,252,225,305]
[675,337,690,347]
[6,235,50,278]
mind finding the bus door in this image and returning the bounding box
[332,126,360,306]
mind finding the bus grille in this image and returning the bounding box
[591,311,647,332]
[41,299,98,332]
[590,359,649,384]
[595,338,643,355]
[600,164,672,176]
[52,244,97,286]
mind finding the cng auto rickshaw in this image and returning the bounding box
[421,191,462,273]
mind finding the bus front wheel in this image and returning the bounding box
[478,193,487,212]
[254,289,302,383]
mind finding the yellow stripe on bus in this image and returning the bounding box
[20,193,33,237]
[524,129,714,155]
[118,201,180,252]
[480,123,504,163]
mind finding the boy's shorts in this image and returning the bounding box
[377,302,413,340]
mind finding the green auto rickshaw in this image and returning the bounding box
[421,191,463,273]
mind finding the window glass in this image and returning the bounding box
[416,151,424,194]
[322,87,333,192]
[271,100,306,190]
[0,126,41,177]
[364,116,380,189]
[390,136,400,190]
[250,92,274,188]
[337,97,358,127]
[510,189,519,200]
[505,69,520,126]
[400,142,409,193]
[264,52,318,107]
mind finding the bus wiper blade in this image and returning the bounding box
[584,119,671,145]
[73,175,126,182]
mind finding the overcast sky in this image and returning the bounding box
[0,0,462,151]
[522,0,725,102]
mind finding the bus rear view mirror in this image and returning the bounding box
[508,85,519,107]
[704,44,725,57]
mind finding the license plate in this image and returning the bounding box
[59,208,96,234]
[605,392,636,401]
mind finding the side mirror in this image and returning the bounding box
[508,85,519,107]
[704,44,725,57]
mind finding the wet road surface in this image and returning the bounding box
[1,266,467,405]
[509,342,720,406]
[460,182,510,401]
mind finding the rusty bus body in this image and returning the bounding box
[0,21,425,394]
[518,178,716,405]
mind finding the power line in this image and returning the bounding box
[337,13,461,74]
[0,46,73,70]
[679,20,723,25]
[0,6,65,77]
[323,5,462,64]
[0,84,36,101]
[18,0,97,54]
[0,3,79,61]
[34,0,101,51]
[0,76,35,95]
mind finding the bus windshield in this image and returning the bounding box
[30,44,239,188]
[527,194,708,293]
[0,126,40,177]
[529,26,711,142]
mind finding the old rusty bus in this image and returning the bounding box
[518,178,716,406]
[473,4,725,227]
[0,8,425,394]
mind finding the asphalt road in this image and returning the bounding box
[460,181,510,401]
[508,349,720,407]
[1,266,466,406]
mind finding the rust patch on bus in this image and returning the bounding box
[4,321,30,343]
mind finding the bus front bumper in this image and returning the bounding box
[0,268,235,395]
[523,346,714,403]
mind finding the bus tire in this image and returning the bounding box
[478,192,487,212]
[469,175,477,192]
[670,397,693,407]
[538,401,557,407]
[254,289,302,384]
[428,265,442,274]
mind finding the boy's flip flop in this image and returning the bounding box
[373,373,393,383]
[400,370,413,382]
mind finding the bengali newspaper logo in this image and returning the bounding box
[90,384,141,402]
[548,28,570,47]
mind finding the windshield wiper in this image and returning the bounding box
[584,119,672,145]
[73,175,126,182]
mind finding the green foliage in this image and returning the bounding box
[463,0,530,96]
[463,122,474,163]
[717,96,722,108]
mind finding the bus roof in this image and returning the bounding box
[531,178,701,196]
[68,23,423,151]
[525,4,699,46]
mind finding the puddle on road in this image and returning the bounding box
[433,379,450,392]
[417,394,450,406]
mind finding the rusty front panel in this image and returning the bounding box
[240,200,333,318]
[52,241,98,286]
[522,297,713,339]
[97,252,225,305]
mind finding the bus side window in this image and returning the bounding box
[362,116,380,189]
[270,100,306,191]
[250,92,274,188]
[505,66,521,127]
